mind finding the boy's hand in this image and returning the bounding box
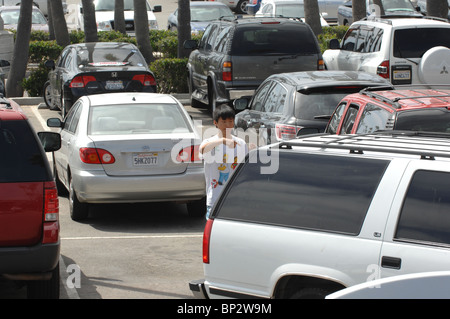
[223,138,238,148]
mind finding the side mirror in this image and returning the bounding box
[47,117,63,128]
[183,39,198,50]
[329,38,340,50]
[0,60,10,67]
[38,131,61,152]
[233,98,249,111]
[45,60,55,70]
[153,5,162,13]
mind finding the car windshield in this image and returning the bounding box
[76,46,147,68]
[94,0,150,11]
[191,6,234,21]
[294,91,354,120]
[395,109,450,132]
[89,104,192,135]
[377,0,416,11]
[275,4,305,18]
[1,9,47,24]
[232,24,319,55]
[393,28,450,58]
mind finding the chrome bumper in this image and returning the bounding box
[189,279,208,299]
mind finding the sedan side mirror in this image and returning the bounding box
[47,117,63,128]
[329,38,340,50]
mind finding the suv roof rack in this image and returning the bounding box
[279,131,450,160]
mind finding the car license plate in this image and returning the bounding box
[133,153,158,166]
[106,80,124,90]
[393,69,411,80]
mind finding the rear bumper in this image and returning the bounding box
[0,242,60,280]
[189,279,209,299]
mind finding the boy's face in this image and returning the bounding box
[214,117,235,136]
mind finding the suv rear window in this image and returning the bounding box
[231,24,319,56]
[395,109,450,132]
[0,120,49,182]
[393,28,450,58]
[215,151,388,235]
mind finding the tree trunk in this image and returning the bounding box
[82,0,98,42]
[177,0,191,58]
[50,0,70,47]
[304,0,322,36]
[427,0,448,19]
[47,0,55,40]
[114,0,126,35]
[352,0,367,22]
[6,0,33,97]
[134,0,154,63]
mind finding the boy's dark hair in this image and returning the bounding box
[213,104,235,122]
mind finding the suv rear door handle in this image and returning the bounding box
[381,256,402,270]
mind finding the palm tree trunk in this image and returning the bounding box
[47,0,55,40]
[304,0,322,36]
[177,0,191,58]
[134,0,154,63]
[352,0,367,22]
[427,0,448,19]
[50,0,70,47]
[115,0,126,35]
[82,0,98,42]
[6,0,33,97]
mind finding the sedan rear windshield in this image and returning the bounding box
[89,104,193,135]
[77,47,147,68]
[393,28,450,58]
[395,108,450,132]
[231,24,319,56]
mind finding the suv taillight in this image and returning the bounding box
[203,219,214,264]
[377,60,390,79]
[79,148,116,164]
[70,75,97,88]
[42,181,59,244]
[222,61,232,81]
[132,74,156,86]
[275,124,299,140]
[318,59,325,70]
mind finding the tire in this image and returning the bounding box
[27,264,60,299]
[188,74,206,108]
[235,0,248,14]
[43,81,58,110]
[187,197,206,218]
[69,175,89,221]
[290,287,332,299]
[53,155,68,196]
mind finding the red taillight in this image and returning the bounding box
[275,124,299,140]
[176,145,201,163]
[132,74,156,86]
[42,181,59,244]
[222,61,232,81]
[318,59,325,70]
[377,60,390,79]
[203,219,214,264]
[252,0,257,4]
[79,148,115,164]
[69,75,96,88]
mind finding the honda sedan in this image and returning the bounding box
[47,92,206,221]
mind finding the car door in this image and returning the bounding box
[379,161,450,280]
[48,47,70,107]
[336,27,360,70]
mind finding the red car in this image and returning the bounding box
[0,96,61,298]
[326,88,450,135]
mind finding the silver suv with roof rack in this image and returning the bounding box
[323,16,450,87]
[190,131,450,299]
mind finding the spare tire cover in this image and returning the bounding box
[418,46,450,85]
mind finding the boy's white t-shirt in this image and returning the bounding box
[200,134,248,207]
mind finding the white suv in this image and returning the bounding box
[323,17,450,87]
[190,132,450,299]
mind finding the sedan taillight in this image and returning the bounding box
[176,145,201,163]
[275,124,299,140]
[79,148,115,164]
[132,74,156,86]
[70,75,97,88]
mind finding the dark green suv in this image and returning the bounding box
[184,17,324,114]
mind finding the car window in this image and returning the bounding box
[395,109,450,133]
[340,104,359,134]
[63,101,81,133]
[0,120,48,182]
[342,28,358,51]
[355,27,369,53]
[264,82,288,113]
[68,102,82,133]
[393,28,450,58]
[215,151,389,235]
[57,48,71,68]
[261,4,272,14]
[395,170,450,246]
[76,46,147,68]
[250,81,274,112]
[295,91,348,121]
[355,103,391,134]
[326,102,347,134]
[214,25,233,53]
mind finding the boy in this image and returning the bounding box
[200,105,248,220]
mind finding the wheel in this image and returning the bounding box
[235,0,248,14]
[43,81,58,110]
[188,74,206,108]
[290,287,332,299]
[27,264,60,299]
[187,197,206,218]
[69,175,89,221]
[52,154,68,196]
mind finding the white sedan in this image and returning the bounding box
[48,92,206,221]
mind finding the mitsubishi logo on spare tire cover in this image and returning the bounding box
[419,46,450,86]
[112,72,118,78]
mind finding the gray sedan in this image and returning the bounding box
[48,92,206,221]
